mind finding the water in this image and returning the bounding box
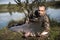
[0,7,60,29]
[0,12,25,29]
[47,7,60,22]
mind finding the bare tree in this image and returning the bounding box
[14,0,46,17]
[14,0,21,6]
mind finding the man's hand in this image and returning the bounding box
[26,20,29,24]
[24,32,30,37]
[41,31,48,36]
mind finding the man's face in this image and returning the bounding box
[38,6,46,16]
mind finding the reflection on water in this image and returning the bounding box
[0,12,25,29]
[0,13,11,29]
[0,7,60,29]
[47,7,60,22]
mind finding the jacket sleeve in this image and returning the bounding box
[44,15,50,32]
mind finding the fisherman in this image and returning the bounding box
[24,4,50,39]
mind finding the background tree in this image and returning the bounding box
[14,0,46,17]
[7,2,12,15]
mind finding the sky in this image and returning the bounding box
[0,0,26,4]
[0,0,16,4]
[0,0,60,4]
[0,0,34,4]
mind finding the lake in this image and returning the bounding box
[0,12,26,29]
[0,7,60,29]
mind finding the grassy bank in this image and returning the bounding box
[0,20,60,40]
[49,19,60,40]
[0,27,23,40]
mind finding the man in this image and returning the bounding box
[24,4,50,39]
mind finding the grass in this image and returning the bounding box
[0,20,60,40]
[50,26,60,40]
[0,27,23,40]
[49,19,60,40]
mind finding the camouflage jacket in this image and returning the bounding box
[28,14,50,33]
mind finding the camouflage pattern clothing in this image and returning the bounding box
[28,14,50,35]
